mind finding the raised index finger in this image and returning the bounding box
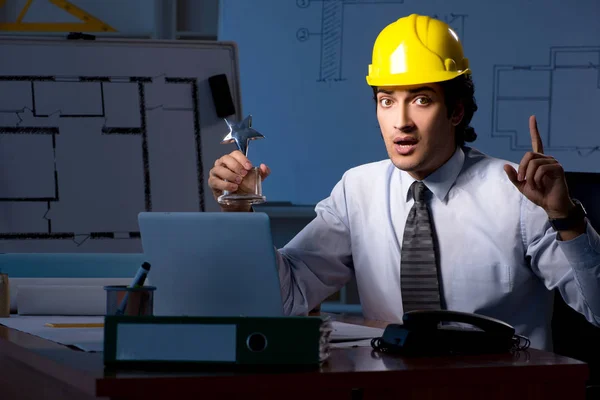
[529,115,544,154]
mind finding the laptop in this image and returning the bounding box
[137,212,284,317]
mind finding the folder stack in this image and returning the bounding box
[104,315,333,369]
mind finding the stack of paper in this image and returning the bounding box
[329,321,385,348]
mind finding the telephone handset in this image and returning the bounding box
[403,309,515,336]
[371,310,530,356]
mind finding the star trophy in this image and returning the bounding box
[217,115,267,206]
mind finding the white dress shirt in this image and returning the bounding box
[276,146,600,351]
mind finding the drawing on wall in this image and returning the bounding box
[295,0,467,82]
[0,74,203,247]
[492,46,600,157]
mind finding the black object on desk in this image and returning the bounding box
[371,310,530,356]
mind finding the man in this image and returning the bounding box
[208,14,600,351]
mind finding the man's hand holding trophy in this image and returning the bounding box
[207,74,270,212]
[216,115,267,206]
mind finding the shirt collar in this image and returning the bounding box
[400,146,465,203]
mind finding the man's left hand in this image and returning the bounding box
[503,115,575,220]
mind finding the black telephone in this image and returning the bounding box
[371,310,530,356]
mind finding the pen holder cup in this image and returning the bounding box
[104,285,156,316]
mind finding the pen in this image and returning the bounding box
[115,262,151,315]
[130,261,151,288]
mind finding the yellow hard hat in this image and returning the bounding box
[366,14,470,87]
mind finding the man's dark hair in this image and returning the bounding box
[371,74,478,146]
[440,74,478,146]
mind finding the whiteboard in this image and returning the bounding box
[0,37,242,253]
[219,0,600,205]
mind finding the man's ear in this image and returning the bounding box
[451,102,465,126]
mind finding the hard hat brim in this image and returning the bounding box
[366,68,471,87]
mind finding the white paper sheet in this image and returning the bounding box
[0,315,104,352]
[330,321,385,342]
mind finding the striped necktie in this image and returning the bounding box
[400,181,443,312]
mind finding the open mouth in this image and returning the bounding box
[394,137,418,155]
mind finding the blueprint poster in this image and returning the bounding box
[0,40,239,252]
[219,0,600,205]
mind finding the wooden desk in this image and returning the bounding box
[0,314,589,400]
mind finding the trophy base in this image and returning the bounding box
[217,193,266,206]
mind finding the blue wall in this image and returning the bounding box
[219,0,600,205]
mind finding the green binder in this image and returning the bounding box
[103,315,332,369]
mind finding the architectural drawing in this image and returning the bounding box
[492,46,600,156]
[295,0,467,82]
[0,74,203,246]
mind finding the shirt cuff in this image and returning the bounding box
[557,220,600,270]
